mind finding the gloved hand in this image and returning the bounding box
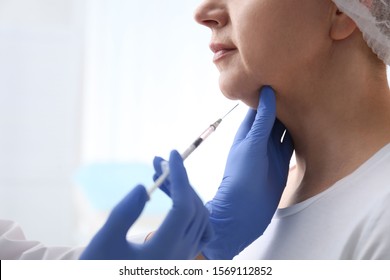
[203,86,294,259]
[80,150,214,260]
[154,86,293,260]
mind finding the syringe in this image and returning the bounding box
[147,103,239,196]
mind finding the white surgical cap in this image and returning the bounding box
[332,0,390,65]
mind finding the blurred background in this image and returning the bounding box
[0,0,247,247]
[0,0,389,248]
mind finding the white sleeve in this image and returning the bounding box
[0,220,84,260]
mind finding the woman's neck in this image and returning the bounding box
[277,55,390,207]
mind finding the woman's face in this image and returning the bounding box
[195,0,334,108]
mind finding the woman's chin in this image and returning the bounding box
[219,80,260,109]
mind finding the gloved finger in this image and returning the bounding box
[190,206,213,246]
[148,204,190,248]
[201,213,214,243]
[184,203,204,243]
[153,156,173,196]
[151,150,205,248]
[153,151,196,240]
[232,109,257,144]
[168,150,191,204]
[153,156,166,176]
[174,176,208,223]
[176,198,212,259]
[102,185,148,238]
[184,190,208,236]
[153,173,172,197]
[152,150,192,227]
[197,207,215,258]
[246,86,277,144]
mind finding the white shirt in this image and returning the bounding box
[235,144,390,260]
[0,220,84,259]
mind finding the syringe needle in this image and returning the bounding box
[221,103,239,120]
[147,103,239,197]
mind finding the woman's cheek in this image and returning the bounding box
[216,49,266,107]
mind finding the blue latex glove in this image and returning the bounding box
[204,86,294,259]
[154,86,294,260]
[80,150,213,260]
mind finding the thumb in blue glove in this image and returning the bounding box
[80,150,213,260]
[144,150,214,259]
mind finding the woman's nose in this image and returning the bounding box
[194,0,228,29]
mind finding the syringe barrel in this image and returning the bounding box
[199,126,215,140]
[181,144,197,160]
[199,119,221,140]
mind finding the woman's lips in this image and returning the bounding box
[210,43,237,62]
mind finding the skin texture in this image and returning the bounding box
[195,0,390,206]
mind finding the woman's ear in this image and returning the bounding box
[330,9,357,40]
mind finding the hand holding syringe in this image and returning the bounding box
[147,103,239,196]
